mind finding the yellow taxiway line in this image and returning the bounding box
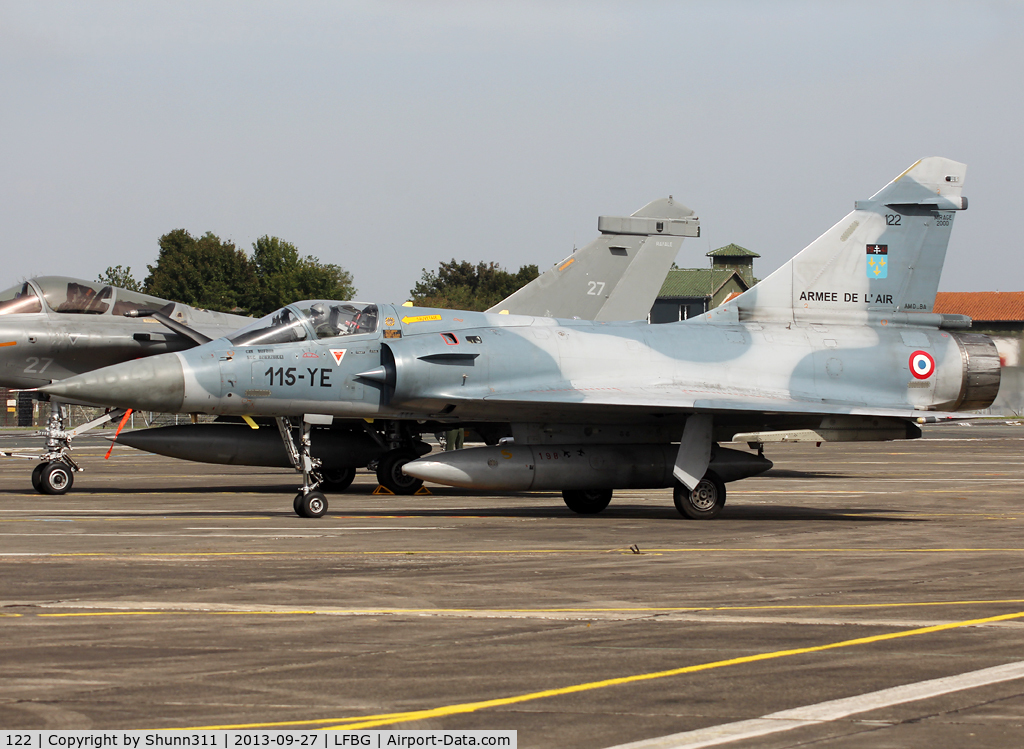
[161,609,1024,731]
[23,597,1024,618]
[10,546,1024,558]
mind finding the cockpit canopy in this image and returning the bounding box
[227,301,379,347]
[0,277,172,317]
[0,282,41,315]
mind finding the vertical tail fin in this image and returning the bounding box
[488,197,700,320]
[710,157,967,323]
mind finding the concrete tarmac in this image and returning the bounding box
[1,423,1023,747]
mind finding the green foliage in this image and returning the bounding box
[250,235,355,316]
[96,265,142,292]
[142,231,356,315]
[144,230,257,313]
[410,260,539,311]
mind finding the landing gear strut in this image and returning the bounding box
[34,402,80,494]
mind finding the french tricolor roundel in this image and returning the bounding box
[909,351,935,380]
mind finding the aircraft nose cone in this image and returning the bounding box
[402,456,476,488]
[39,353,185,412]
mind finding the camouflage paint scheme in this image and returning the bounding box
[43,159,998,518]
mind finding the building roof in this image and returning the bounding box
[659,269,747,298]
[707,243,759,258]
[933,292,1024,321]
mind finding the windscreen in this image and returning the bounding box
[226,301,379,346]
[36,278,112,314]
[0,282,43,315]
[227,307,311,346]
[29,277,177,316]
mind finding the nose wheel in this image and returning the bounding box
[294,490,328,518]
[31,461,75,495]
[34,462,74,495]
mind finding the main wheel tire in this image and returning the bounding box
[375,449,423,495]
[39,462,73,495]
[320,467,356,492]
[673,472,726,519]
[562,489,613,514]
[298,491,328,518]
[31,462,47,493]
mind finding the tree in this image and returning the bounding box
[410,260,539,311]
[141,230,356,315]
[250,235,355,316]
[144,230,258,313]
[96,265,142,292]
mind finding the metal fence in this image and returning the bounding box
[0,389,217,429]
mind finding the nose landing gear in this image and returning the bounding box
[293,490,327,518]
[3,401,126,496]
[32,461,74,495]
[277,416,329,519]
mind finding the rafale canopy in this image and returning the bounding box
[0,277,173,317]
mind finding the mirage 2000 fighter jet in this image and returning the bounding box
[17,197,700,496]
[44,158,995,520]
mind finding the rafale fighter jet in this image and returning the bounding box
[0,276,250,493]
[44,158,997,520]
[15,197,699,497]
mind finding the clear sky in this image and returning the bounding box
[3,1,1022,302]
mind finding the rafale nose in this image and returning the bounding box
[39,354,186,412]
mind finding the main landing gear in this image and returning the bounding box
[320,467,356,492]
[558,473,726,518]
[374,448,424,495]
[561,489,613,514]
[673,471,726,519]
